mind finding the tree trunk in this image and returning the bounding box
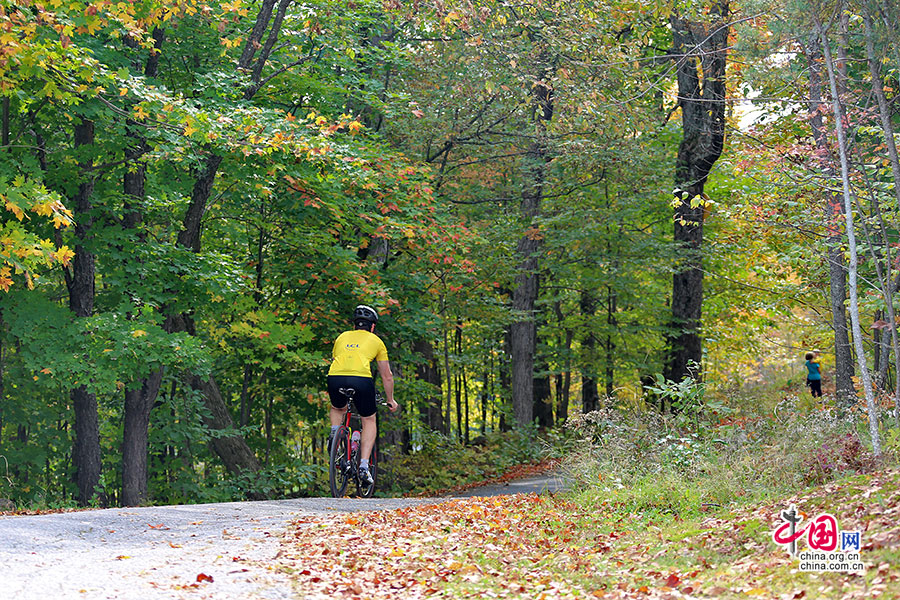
[121,370,164,506]
[510,63,553,428]
[802,33,855,403]
[663,1,729,384]
[2,96,9,148]
[581,291,599,413]
[605,284,617,398]
[533,368,553,428]
[455,324,463,441]
[463,366,470,444]
[818,21,881,457]
[553,301,572,423]
[67,118,102,506]
[441,317,453,434]
[413,339,444,433]
[499,328,512,431]
[864,10,900,420]
[240,364,254,428]
[119,32,167,505]
[481,368,489,436]
[189,375,263,474]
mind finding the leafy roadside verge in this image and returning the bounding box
[266,469,900,599]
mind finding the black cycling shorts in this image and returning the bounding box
[327,375,377,417]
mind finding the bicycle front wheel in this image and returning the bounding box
[329,426,351,498]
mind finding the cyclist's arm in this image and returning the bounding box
[376,360,399,412]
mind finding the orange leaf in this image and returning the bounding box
[196,573,214,583]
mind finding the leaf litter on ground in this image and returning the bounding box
[261,468,900,599]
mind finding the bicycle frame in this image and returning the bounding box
[328,390,378,498]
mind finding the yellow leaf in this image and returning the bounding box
[32,202,53,217]
[132,329,147,337]
[119,88,128,96]
[52,212,72,228]
[5,200,24,221]
[53,245,75,267]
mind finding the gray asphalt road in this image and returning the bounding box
[444,472,568,497]
[0,474,567,600]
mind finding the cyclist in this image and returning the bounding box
[327,305,399,486]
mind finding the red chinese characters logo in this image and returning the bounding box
[773,505,845,557]
[807,514,838,551]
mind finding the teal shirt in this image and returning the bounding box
[805,360,821,380]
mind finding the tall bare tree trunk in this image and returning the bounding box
[580,291,599,413]
[120,30,167,506]
[605,284,617,398]
[553,301,572,423]
[803,32,855,402]
[511,60,553,427]
[121,370,164,506]
[864,11,900,421]
[414,339,444,433]
[68,118,101,506]
[819,20,881,457]
[663,1,729,384]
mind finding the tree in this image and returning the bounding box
[67,117,102,505]
[663,1,730,385]
[816,13,881,456]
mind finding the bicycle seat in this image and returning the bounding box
[338,387,357,399]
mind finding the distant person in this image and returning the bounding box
[805,351,822,397]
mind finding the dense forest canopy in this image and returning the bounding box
[0,0,898,506]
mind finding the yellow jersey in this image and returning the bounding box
[327,330,389,378]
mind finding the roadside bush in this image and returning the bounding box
[381,426,550,495]
[563,392,885,516]
[801,431,877,485]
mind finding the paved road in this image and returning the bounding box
[444,472,568,497]
[0,474,566,600]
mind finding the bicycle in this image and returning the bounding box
[328,388,379,498]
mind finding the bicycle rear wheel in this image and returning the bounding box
[329,426,351,498]
[358,440,378,498]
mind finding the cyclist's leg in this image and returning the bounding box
[360,414,377,463]
[352,377,378,464]
[326,376,351,423]
[326,376,350,452]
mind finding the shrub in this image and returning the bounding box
[801,432,877,485]
[381,426,550,495]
